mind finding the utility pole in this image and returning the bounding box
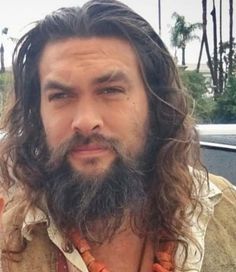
[158,0,161,36]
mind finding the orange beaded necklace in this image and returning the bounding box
[57,231,175,272]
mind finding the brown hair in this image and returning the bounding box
[0,0,207,269]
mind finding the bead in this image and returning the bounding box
[101,268,109,272]
[156,252,171,262]
[88,260,106,272]
[70,232,91,252]
[81,250,95,265]
[77,239,91,253]
[153,263,169,272]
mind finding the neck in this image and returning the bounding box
[88,219,154,272]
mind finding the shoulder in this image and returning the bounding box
[0,186,28,249]
[201,174,236,272]
[209,173,236,194]
[208,173,236,216]
[1,186,28,220]
[207,173,236,235]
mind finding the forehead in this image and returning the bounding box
[39,37,141,78]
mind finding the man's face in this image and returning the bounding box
[39,37,149,178]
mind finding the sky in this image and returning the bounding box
[0,0,235,67]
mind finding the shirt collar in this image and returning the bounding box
[22,206,89,272]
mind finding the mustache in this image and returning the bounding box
[46,132,125,169]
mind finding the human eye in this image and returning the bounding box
[48,91,70,102]
[99,87,125,96]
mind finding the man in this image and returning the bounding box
[0,1,235,271]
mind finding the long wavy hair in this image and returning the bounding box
[0,0,207,268]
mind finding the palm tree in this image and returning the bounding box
[0,27,8,73]
[170,12,202,66]
[228,0,233,76]
[201,0,218,97]
[219,0,224,93]
[211,0,218,89]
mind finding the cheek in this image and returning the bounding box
[131,98,149,150]
[40,109,72,148]
[130,111,149,148]
[114,100,149,155]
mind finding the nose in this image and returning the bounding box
[71,100,103,134]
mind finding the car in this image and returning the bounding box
[197,124,236,185]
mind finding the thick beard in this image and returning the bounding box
[43,132,157,243]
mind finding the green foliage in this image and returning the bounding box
[214,76,236,123]
[170,13,201,66]
[180,70,216,123]
[171,13,202,49]
[181,71,236,123]
[0,72,13,114]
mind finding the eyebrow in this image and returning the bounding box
[41,80,73,93]
[92,70,131,86]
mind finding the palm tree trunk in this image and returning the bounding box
[0,43,5,73]
[158,0,161,36]
[181,46,186,66]
[211,0,218,90]
[218,0,224,93]
[197,34,204,72]
[202,0,218,98]
[228,0,233,77]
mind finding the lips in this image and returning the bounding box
[71,144,109,156]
